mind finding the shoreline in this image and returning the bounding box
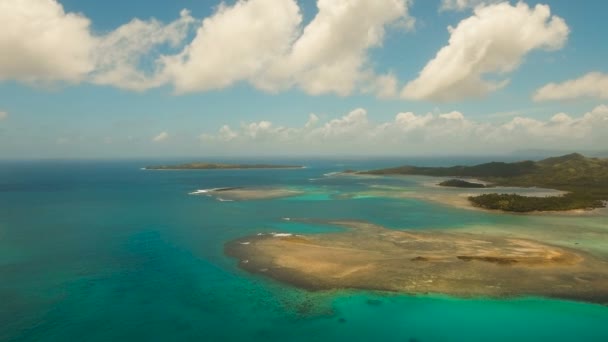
[346,174,607,216]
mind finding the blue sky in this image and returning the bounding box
[0,0,607,158]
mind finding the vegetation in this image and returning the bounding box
[469,193,604,212]
[145,163,303,170]
[363,160,537,177]
[362,153,608,212]
[439,179,487,188]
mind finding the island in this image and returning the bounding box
[145,162,303,170]
[359,153,608,212]
[189,187,303,201]
[225,220,608,304]
[438,179,487,188]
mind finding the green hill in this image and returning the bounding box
[361,153,608,212]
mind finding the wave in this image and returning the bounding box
[189,187,242,195]
[189,188,215,195]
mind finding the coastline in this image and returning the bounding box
[342,173,607,216]
[351,154,608,214]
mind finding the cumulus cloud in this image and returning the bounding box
[92,10,196,91]
[152,131,169,142]
[0,0,197,90]
[253,0,412,96]
[0,0,413,97]
[439,0,501,12]
[0,0,95,83]
[402,2,569,101]
[164,0,413,96]
[305,114,320,129]
[312,108,370,139]
[0,111,7,120]
[162,0,302,93]
[198,105,608,154]
[533,72,608,101]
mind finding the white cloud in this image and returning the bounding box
[313,108,370,139]
[363,73,399,99]
[198,105,608,154]
[218,125,238,141]
[0,0,413,97]
[152,131,169,142]
[162,0,302,93]
[164,0,413,96]
[305,113,320,129]
[0,111,7,120]
[254,0,412,96]
[439,0,501,12]
[0,0,196,90]
[439,111,465,120]
[402,2,569,101]
[533,72,608,102]
[92,10,196,91]
[0,0,96,83]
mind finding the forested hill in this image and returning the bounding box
[362,160,538,178]
[361,153,608,212]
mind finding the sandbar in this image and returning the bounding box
[191,187,303,201]
[226,220,608,304]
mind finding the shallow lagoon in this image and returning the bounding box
[1,158,607,341]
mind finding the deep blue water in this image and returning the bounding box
[1,159,607,341]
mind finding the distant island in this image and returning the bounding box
[438,179,487,188]
[145,163,303,170]
[360,153,608,212]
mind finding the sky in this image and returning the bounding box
[0,0,607,158]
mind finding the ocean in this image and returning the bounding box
[1,158,607,341]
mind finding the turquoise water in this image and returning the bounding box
[1,159,607,341]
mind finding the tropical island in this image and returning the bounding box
[145,162,303,170]
[359,153,608,212]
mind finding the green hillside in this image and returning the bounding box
[362,153,608,212]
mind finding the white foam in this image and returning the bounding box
[240,242,250,245]
[217,198,234,202]
[189,189,213,195]
[283,217,291,221]
[272,233,293,237]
